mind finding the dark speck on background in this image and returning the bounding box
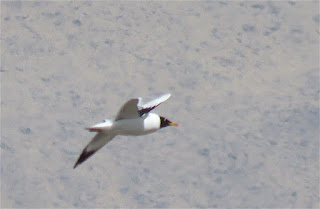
[143,168,150,174]
[16,67,23,72]
[104,39,114,46]
[228,153,237,160]
[269,3,280,15]
[155,201,169,208]
[288,1,296,6]
[251,4,265,9]
[242,24,256,32]
[1,142,14,152]
[72,19,81,26]
[42,11,61,18]
[299,139,309,147]
[199,148,210,157]
[120,187,129,194]
[269,140,277,145]
[270,23,281,32]
[20,128,32,135]
[136,194,145,205]
[41,77,50,83]
[215,176,222,184]
[313,15,319,23]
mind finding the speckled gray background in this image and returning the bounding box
[1,1,319,208]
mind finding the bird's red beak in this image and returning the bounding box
[169,122,178,127]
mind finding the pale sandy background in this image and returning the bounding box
[1,1,319,208]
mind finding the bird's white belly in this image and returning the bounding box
[112,113,160,136]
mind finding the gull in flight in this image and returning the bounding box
[73,93,178,168]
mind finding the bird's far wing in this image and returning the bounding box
[114,98,140,121]
[138,93,171,116]
[73,132,116,169]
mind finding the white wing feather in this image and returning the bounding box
[138,93,171,110]
[115,99,140,121]
[115,93,171,120]
[73,132,116,168]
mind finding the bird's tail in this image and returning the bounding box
[85,120,112,132]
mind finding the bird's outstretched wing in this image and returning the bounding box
[73,132,116,169]
[115,93,171,121]
[115,99,140,121]
[138,93,171,116]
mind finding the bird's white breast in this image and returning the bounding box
[113,113,160,136]
[143,113,161,133]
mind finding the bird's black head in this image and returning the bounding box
[160,116,178,128]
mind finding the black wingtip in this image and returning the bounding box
[73,162,79,169]
[73,149,96,169]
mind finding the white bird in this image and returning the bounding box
[73,93,178,169]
